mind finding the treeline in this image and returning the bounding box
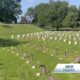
[0,0,22,23]
[24,1,80,30]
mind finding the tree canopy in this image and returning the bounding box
[0,0,22,23]
[25,1,80,30]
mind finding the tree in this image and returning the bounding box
[48,1,68,30]
[0,0,22,23]
[25,7,35,24]
[20,16,27,24]
[49,0,54,3]
[32,3,50,27]
[62,6,78,29]
[77,6,80,26]
[26,0,79,30]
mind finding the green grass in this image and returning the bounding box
[0,23,80,80]
[0,23,43,38]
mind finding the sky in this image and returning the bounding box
[21,0,80,15]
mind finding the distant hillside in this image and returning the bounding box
[0,23,43,38]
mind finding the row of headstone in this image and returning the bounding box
[11,31,80,46]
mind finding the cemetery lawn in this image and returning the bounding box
[0,23,80,80]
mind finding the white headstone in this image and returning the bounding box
[17,35,20,39]
[74,41,77,45]
[26,60,29,64]
[11,35,14,39]
[16,53,19,56]
[36,73,40,77]
[63,39,66,42]
[69,41,71,45]
[51,54,53,56]
[32,66,36,69]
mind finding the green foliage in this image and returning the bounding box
[62,12,78,28]
[26,1,80,30]
[0,0,22,23]
[62,6,78,28]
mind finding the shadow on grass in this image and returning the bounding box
[0,38,28,47]
[2,24,13,28]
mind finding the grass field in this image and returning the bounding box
[0,23,80,80]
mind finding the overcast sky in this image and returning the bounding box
[21,0,80,15]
